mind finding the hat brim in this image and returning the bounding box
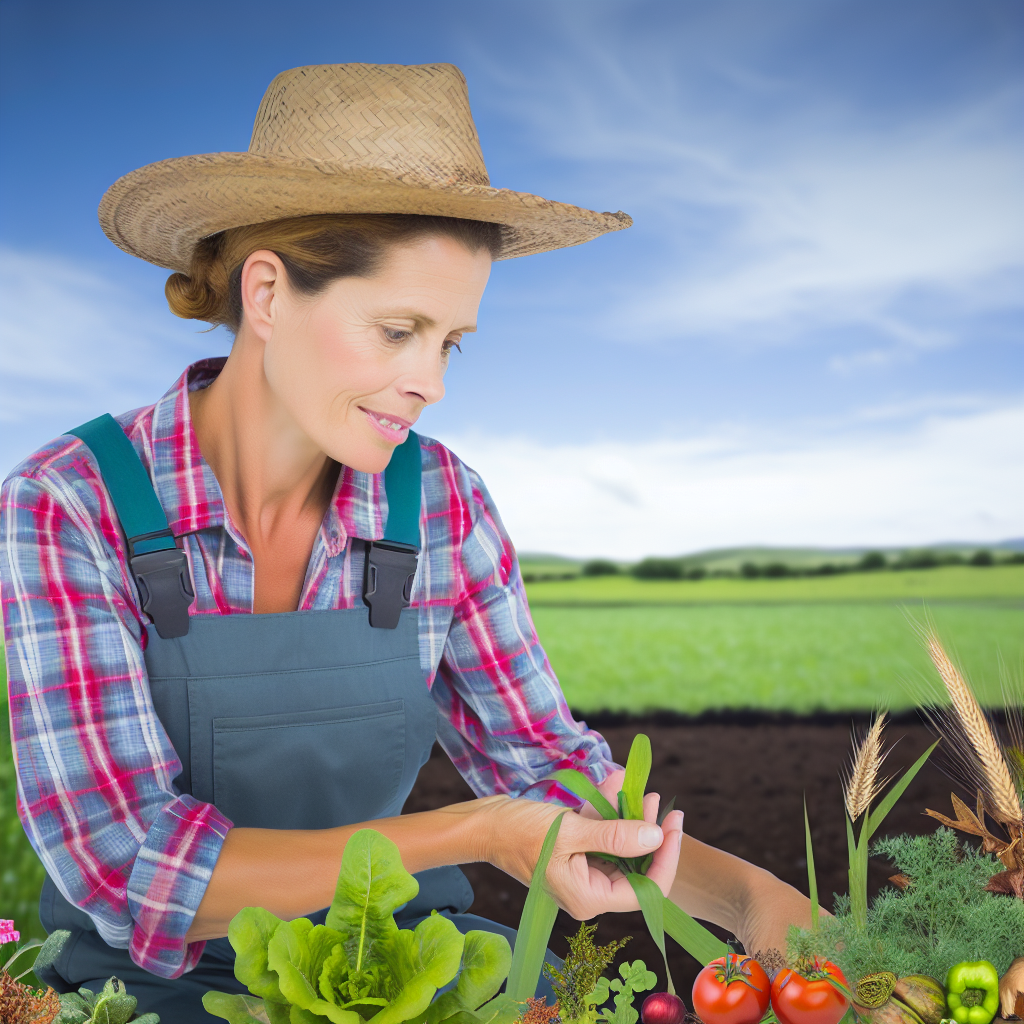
[98,152,632,272]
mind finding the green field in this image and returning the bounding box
[526,566,1023,712]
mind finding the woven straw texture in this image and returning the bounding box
[99,63,632,271]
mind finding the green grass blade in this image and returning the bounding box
[662,896,730,964]
[622,734,652,820]
[548,769,619,821]
[627,873,674,995]
[865,741,938,841]
[507,813,565,1000]
[803,796,819,932]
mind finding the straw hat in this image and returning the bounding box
[98,63,632,271]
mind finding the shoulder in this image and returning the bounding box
[1,404,155,551]
[417,434,515,590]
[417,434,496,534]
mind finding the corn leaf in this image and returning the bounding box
[507,813,565,1000]
[627,873,674,995]
[803,796,819,932]
[548,769,619,821]
[865,741,938,841]
[662,897,729,964]
[622,735,652,821]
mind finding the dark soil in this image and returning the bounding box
[401,712,974,998]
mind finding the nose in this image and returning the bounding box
[401,345,447,407]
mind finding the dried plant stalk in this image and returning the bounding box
[926,634,1022,826]
[844,713,889,821]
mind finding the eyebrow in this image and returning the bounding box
[389,312,477,333]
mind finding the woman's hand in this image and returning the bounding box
[476,792,684,921]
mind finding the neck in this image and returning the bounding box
[189,332,337,551]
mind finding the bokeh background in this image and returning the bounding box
[1,0,1022,987]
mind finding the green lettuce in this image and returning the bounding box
[203,830,512,1024]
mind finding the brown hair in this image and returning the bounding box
[165,213,504,330]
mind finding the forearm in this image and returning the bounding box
[669,833,773,935]
[186,797,500,941]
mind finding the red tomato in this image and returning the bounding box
[692,954,771,1024]
[771,961,849,1024]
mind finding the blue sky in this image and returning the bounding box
[1,0,1021,557]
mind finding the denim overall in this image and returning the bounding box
[36,415,544,1022]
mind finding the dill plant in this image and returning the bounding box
[820,829,1024,980]
[544,922,630,1024]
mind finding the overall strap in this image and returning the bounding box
[363,430,422,629]
[68,414,194,639]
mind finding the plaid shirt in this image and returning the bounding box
[1,358,614,980]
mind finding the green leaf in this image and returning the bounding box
[460,993,524,1024]
[32,929,70,972]
[326,829,420,972]
[506,812,565,1001]
[202,991,277,1023]
[662,897,729,964]
[229,906,287,1002]
[548,770,619,820]
[372,912,465,1024]
[90,977,138,1024]
[626,874,673,995]
[804,796,819,932]
[57,991,92,1024]
[603,960,658,1024]
[133,1015,162,1024]
[865,741,938,841]
[617,960,656,995]
[453,931,513,1012]
[622,735,652,821]
[268,918,360,1023]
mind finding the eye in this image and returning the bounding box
[442,336,463,355]
[383,327,411,343]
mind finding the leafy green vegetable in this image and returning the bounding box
[625,875,673,995]
[591,960,657,1024]
[204,829,511,1024]
[621,736,652,823]
[55,976,160,1023]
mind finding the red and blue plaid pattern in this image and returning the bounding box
[1,359,614,979]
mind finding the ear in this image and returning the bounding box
[239,249,285,342]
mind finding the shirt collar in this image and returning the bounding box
[147,358,385,557]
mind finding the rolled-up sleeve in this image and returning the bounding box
[429,466,617,804]
[1,463,230,979]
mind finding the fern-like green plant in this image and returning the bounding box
[817,828,1024,980]
[543,922,630,1024]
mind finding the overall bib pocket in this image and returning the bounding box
[211,700,406,830]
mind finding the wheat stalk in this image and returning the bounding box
[844,712,888,821]
[927,633,1022,826]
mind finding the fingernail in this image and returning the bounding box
[639,824,662,849]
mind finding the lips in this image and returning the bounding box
[361,407,413,443]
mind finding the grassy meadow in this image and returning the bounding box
[526,565,1023,712]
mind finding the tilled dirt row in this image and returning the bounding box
[401,714,964,999]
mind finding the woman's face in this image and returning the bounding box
[256,235,492,474]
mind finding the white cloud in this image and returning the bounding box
[444,402,1024,559]
[472,14,1024,350]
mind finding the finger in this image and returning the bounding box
[642,791,661,824]
[567,814,664,860]
[645,809,684,896]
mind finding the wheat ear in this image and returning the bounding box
[844,712,888,821]
[927,633,1022,825]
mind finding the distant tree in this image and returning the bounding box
[816,562,838,575]
[1006,552,1024,565]
[895,549,939,570]
[858,551,887,571]
[763,562,790,578]
[632,557,684,580]
[740,562,761,579]
[969,549,994,567]
[685,566,707,580]
[582,558,620,576]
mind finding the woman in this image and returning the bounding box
[1,63,812,1021]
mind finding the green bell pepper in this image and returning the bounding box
[945,961,1001,1024]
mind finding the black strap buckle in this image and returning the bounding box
[128,532,195,640]
[363,541,418,629]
